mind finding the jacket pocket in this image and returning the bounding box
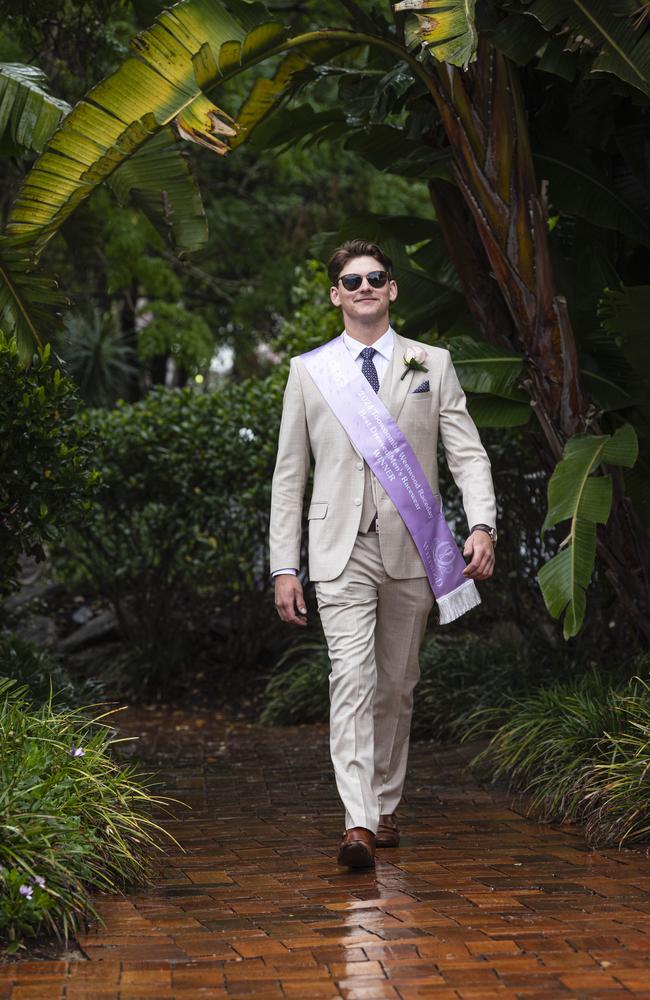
[308,501,328,520]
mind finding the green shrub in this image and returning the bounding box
[0,335,99,595]
[0,632,77,707]
[259,624,576,736]
[0,677,178,953]
[464,655,650,846]
[57,379,285,687]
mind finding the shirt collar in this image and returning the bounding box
[342,325,394,362]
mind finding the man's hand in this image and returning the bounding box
[462,530,495,581]
[274,574,308,626]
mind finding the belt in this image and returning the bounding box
[359,514,379,534]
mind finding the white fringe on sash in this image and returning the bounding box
[437,579,481,625]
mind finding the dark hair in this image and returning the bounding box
[327,239,393,285]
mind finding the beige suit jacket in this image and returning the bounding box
[269,331,497,582]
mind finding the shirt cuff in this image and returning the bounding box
[272,568,298,577]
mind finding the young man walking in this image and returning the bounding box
[269,240,497,867]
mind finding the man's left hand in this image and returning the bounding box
[462,530,495,580]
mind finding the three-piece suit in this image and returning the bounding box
[269,326,496,832]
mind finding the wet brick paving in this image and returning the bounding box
[3,704,650,998]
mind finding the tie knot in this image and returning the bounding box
[360,347,376,361]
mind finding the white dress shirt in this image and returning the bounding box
[272,327,395,578]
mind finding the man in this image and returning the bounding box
[269,239,497,868]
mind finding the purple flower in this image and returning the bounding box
[31,875,46,888]
[19,884,33,899]
[69,743,85,757]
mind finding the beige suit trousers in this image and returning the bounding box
[315,531,434,833]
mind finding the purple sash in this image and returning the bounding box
[301,334,480,624]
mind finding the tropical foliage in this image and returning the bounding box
[1,0,649,645]
[539,425,638,638]
[0,676,179,951]
[464,657,650,847]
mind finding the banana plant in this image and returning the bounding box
[397,7,650,640]
[0,60,210,357]
[0,4,387,356]
[538,424,639,638]
[0,62,208,256]
[0,0,437,359]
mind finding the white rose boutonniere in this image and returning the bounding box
[401,346,429,381]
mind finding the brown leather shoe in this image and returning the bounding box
[376,813,400,848]
[337,827,376,867]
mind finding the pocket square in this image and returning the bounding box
[413,380,430,394]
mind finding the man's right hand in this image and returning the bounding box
[274,574,308,626]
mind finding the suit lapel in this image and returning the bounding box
[380,331,414,420]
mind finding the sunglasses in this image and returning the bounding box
[337,270,390,292]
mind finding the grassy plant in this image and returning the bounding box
[0,677,183,953]
[464,668,628,817]
[463,655,650,846]
[259,641,330,725]
[581,670,650,846]
[412,624,573,740]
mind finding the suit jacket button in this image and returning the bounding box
[354,499,361,506]
[356,462,363,470]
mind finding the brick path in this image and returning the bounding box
[3,704,650,998]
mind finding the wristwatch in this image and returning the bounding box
[470,523,498,547]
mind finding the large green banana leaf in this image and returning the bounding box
[528,0,650,97]
[1,63,208,259]
[448,336,535,425]
[4,1,283,249]
[0,3,290,353]
[0,63,70,155]
[537,424,638,638]
[394,0,478,69]
[580,369,633,412]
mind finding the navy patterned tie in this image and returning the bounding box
[360,346,380,393]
